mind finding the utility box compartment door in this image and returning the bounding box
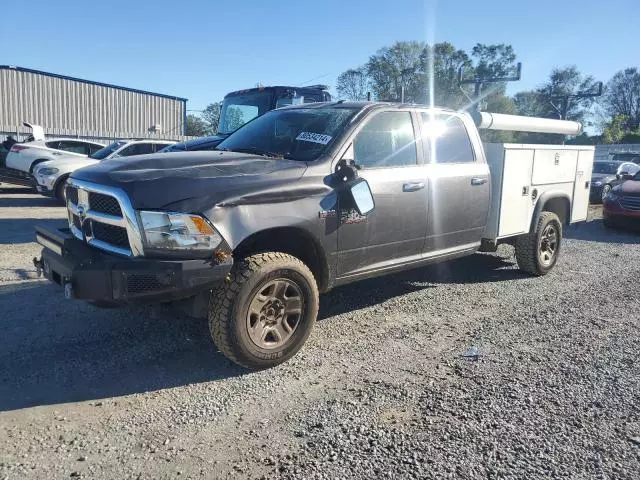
[571,149,595,222]
[531,149,578,185]
[498,149,534,237]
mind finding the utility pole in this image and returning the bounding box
[458,63,523,111]
[549,82,603,120]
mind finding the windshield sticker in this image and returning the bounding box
[296,132,332,145]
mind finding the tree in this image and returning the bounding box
[471,43,517,80]
[336,68,369,101]
[421,42,473,108]
[185,114,208,137]
[365,41,425,103]
[602,68,640,131]
[202,102,222,134]
[537,66,599,122]
[602,114,640,144]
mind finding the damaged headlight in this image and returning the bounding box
[139,211,222,251]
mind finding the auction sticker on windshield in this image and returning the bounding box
[296,132,332,145]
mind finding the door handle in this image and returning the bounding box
[471,177,488,186]
[403,182,425,192]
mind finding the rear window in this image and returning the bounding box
[421,112,475,164]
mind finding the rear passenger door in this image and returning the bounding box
[419,111,490,251]
[336,110,428,277]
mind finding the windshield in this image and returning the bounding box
[612,154,640,164]
[216,107,358,162]
[593,162,619,174]
[218,91,274,135]
[90,140,127,160]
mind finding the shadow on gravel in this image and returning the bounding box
[0,185,34,194]
[0,195,60,208]
[565,219,640,244]
[0,282,245,411]
[319,253,524,319]
[0,218,67,244]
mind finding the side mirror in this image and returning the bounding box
[620,172,633,180]
[348,179,375,216]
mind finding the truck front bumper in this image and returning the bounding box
[34,225,233,305]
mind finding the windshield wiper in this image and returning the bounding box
[219,147,288,159]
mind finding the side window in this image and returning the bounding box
[353,111,417,168]
[421,113,475,164]
[57,141,89,155]
[88,144,104,156]
[153,143,172,152]
[45,141,60,150]
[117,143,154,157]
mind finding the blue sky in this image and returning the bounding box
[1,0,637,112]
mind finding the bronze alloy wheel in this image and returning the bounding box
[246,278,303,350]
[538,224,558,267]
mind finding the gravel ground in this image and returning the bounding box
[0,184,639,480]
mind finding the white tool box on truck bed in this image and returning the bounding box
[483,143,595,241]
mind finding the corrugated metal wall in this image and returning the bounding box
[0,67,186,140]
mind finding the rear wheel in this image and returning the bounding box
[208,252,319,369]
[29,159,48,174]
[515,211,562,276]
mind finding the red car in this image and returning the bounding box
[603,171,640,228]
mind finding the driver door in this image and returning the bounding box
[336,110,428,278]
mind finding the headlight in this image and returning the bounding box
[38,167,59,176]
[592,180,602,187]
[604,191,618,202]
[139,211,222,251]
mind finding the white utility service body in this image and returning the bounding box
[482,143,595,242]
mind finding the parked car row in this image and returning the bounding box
[590,160,640,203]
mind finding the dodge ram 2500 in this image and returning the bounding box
[34,102,594,369]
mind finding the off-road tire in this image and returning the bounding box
[515,211,562,276]
[208,252,319,369]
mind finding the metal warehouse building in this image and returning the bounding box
[0,65,187,142]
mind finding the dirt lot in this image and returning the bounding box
[0,185,639,480]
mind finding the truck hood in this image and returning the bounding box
[591,173,616,183]
[70,151,310,211]
[613,179,640,197]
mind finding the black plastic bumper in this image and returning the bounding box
[34,225,233,305]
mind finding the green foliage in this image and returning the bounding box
[185,114,208,137]
[602,114,640,144]
[603,68,640,131]
[536,66,598,122]
[202,102,222,135]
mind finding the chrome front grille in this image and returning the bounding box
[65,179,144,257]
[620,196,640,211]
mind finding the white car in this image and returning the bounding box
[5,123,105,174]
[34,139,176,202]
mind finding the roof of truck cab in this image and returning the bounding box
[225,85,329,97]
[273,101,457,112]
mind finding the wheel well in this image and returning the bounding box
[53,173,70,191]
[29,158,49,173]
[541,196,570,224]
[234,227,329,292]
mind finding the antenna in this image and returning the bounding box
[458,62,522,111]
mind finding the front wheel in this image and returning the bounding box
[208,252,319,369]
[601,184,612,202]
[54,177,69,204]
[515,211,562,276]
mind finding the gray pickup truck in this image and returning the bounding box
[34,102,593,368]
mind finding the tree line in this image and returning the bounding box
[186,41,640,145]
[335,41,640,144]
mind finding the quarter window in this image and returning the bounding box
[353,111,417,168]
[421,113,475,164]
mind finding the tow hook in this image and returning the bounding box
[33,257,43,278]
[64,282,74,300]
